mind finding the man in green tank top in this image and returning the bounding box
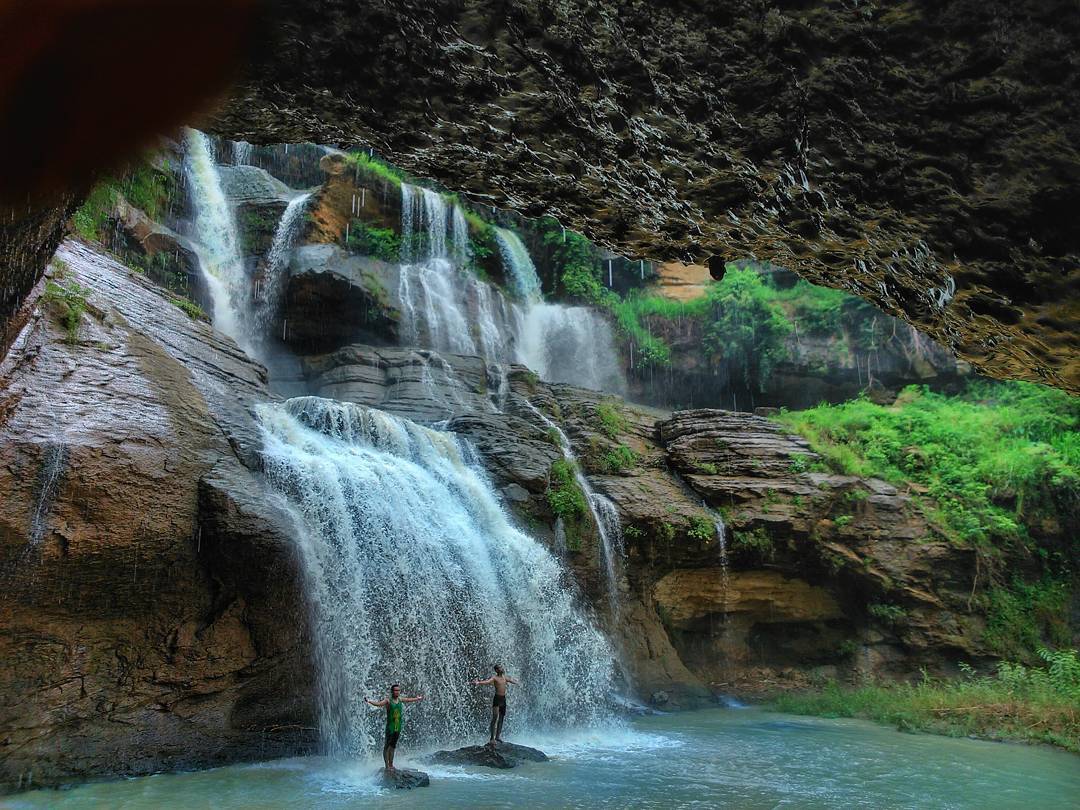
[365,684,424,770]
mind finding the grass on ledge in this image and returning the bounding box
[771,648,1080,753]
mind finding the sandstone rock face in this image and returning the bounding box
[653,409,987,691]
[0,240,316,792]
[208,0,1080,393]
[282,245,401,353]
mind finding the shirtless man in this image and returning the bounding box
[469,664,519,745]
[364,684,424,770]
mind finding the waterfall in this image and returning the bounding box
[255,191,312,341]
[257,397,616,757]
[183,128,251,353]
[590,494,625,619]
[397,183,499,362]
[494,227,543,303]
[517,303,626,394]
[394,186,625,395]
[231,140,253,166]
[452,205,471,265]
[713,511,729,613]
[521,401,625,619]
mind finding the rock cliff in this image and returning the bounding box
[0,241,317,792]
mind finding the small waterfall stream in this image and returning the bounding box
[256,191,312,344]
[257,397,617,757]
[521,400,625,620]
[183,128,251,353]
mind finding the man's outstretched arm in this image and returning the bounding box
[402,694,425,703]
[470,677,494,686]
[364,697,388,707]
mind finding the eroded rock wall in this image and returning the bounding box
[0,241,316,792]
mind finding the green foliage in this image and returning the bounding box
[695,461,719,475]
[42,279,91,343]
[773,382,1080,555]
[537,222,606,305]
[72,161,172,241]
[72,183,119,241]
[837,639,861,658]
[595,400,629,438]
[547,459,588,551]
[868,603,907,625]
[347,220,401,261]
[346,151,408,187]
[985,578,1072,660]
[772,649,1080,753]
[701,267,793,389]
[687,516,715,542]
[731,526,774,559]
[788,453,812,473]
[172,297,206,321]
[834,514,853,528]
[624,525,644,540]
[599,444,638,474]
[657,521,676,543]
[547,459,586,519]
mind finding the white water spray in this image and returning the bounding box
[255,192,312,343]
[257,397,616,757]
[183,128,251,353]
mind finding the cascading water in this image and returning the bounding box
[257,397,616,757]
[231,140,253,166]
[398,184,480,357]
[393,184,625,395]
[494,227,543,304]
[255,191,312,343]
[183,128,251,352]
[521,401,625,620]
[518,303,626,393]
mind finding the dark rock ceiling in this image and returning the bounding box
[210,0,1079,392]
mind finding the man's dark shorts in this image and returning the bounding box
[385,731,400,747]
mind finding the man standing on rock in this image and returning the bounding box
[365,684,424,770]
[469,663,519,745]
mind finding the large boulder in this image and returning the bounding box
[430,742,548,769]
[283,245,401,352]
[375,767,430,789]
[0,240,316,793]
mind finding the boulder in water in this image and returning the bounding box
[375,767,430,789]
[430,742,549,769]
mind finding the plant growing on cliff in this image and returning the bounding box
[984,578,1071,660]
[346,151,408,187]
[171,297,207,321]
[687,515,714,542]
[347,220,401,262]
[731,526,774,559]
[599,444,638,474]
[72,160,173,242]
[43,279,91,343]
[868,603,907,626]
[595,400,629,438]
[547,459,587,550]
[773,382,1080,554]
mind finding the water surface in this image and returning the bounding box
[9,708,1078,809]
